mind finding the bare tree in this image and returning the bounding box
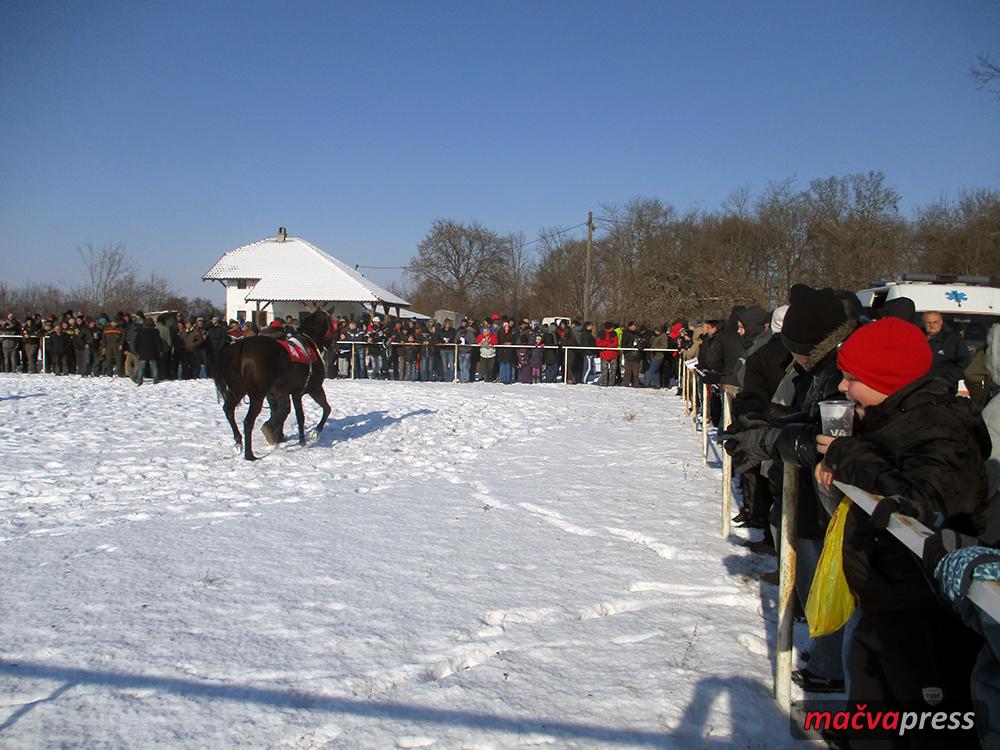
[971,53,1000,99]
[407,220,508,311]
[73,242,138,311]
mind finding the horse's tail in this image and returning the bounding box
[212,342,241,404]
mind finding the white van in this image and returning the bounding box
[541,315,572,328]
[856,274,1000,349]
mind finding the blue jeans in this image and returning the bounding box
[795,536,845,681]
[420,355,433,381]
[543,362,560,383]
[644,354,664,388]
[369,353,383,379]
[135,359,159,385]
[406,361,417,381]
[352,347,366,378]
[440,348,456,382]
[499,361,514,384]
[459,352,473,382]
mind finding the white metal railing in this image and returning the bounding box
[835,481,1000,623]
[334,340,678,384]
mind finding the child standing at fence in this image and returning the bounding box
[530,335,544,383]
[815,316,990,743]
[403,334,418,381]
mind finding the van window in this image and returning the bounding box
[935,313,1000,351]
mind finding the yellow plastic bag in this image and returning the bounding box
[805,498,856,637]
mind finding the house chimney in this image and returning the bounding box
[278,227,287,242]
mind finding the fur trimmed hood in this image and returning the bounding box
[804,319,858,371]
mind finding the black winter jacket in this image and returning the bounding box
[826,375,990,613]
[134,325,163,361]
[732,334,793,422]
[927,329,972,391]
[697,333,723,372]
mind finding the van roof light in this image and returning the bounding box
[898,273,992,286]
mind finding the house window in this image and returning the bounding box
[237,310,246,322]
[237,279,247,289]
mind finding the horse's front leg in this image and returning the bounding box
[243,396,264,461]
[292,393,307,446]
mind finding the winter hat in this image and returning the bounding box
[770,305,789,334]
[780,284,848,355]
[837,317,932,396]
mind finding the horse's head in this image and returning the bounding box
[301,309,333,350]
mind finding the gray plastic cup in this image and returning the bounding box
[819,400,854,437]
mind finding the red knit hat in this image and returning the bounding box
[837,317,932,396]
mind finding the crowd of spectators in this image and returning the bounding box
[0,310,694,387]
[701,287,1000,749]
[323,314,691,386]
[0,310,228,383]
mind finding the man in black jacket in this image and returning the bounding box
[923,311,972,393]
[133,318,163,385]
[724,285,858,694]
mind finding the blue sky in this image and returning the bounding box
[1,0,998,302]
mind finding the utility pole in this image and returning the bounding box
[584,211,594,322]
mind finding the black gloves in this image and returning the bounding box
[722,419,780,474]
[868,495,920,530]
[701,371,721,385]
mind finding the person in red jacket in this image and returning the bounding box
[476,326,498,382]
[596,322,620,387]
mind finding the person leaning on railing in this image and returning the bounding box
[814,316,990,737]
[0,317,21,372]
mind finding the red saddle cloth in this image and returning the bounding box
[277,337,319,364]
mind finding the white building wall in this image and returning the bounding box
[221,281,395,324]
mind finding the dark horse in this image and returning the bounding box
[213,309,333,460]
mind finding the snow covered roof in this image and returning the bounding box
[202,234,409,306]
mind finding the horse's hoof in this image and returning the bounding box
[245,454,257,462]
[261,424,277,445]
[299,439,307,447]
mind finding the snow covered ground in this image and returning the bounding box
[0,373,807,749]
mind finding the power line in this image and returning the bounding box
[522,221,589,248]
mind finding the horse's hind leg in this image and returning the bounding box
[262,394,289,445]
[223,397,243,450]
[292,394,306,446]
[310,385,332,435]
[243,396,264,461]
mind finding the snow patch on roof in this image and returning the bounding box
[203,235,408,306]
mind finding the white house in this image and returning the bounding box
[202,228,410,325]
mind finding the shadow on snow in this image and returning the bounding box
[0,660,788,748]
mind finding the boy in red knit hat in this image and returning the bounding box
[815,316,990,743]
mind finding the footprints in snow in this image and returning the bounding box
[511,500,686,561]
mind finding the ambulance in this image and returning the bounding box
[856,274,1000,351]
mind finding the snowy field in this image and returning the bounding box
[0,374,805,749]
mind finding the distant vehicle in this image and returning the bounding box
[856,274,1000,350]
[433,309,464,325]
[541,315,572,328]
